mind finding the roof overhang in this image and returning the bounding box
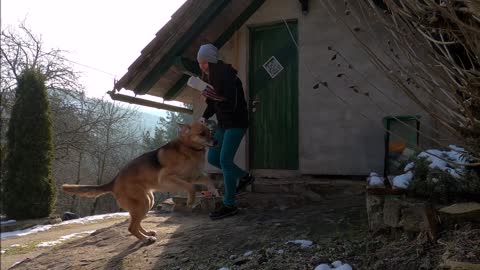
[107,91,193,114]
[114,0,265,105]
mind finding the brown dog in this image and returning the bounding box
[62,122,219,244]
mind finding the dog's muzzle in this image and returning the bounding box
[206,138,218,147]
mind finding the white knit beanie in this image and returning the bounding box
[197,44,219,63]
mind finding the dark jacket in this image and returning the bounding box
[202,61,248,129]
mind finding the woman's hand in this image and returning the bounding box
[202,86,225,101]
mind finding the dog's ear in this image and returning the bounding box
[177,123,190,135]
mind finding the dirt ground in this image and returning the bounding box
[5,190,477,270]
[3,193,368,270]
[1,216,129,270]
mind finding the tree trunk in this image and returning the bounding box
[90,120,111,215]
[69,151,83,212]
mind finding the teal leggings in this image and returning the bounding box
[208,128,247,206]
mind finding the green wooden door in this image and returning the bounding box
[249,22,298,170]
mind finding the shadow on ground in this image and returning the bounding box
[10,193,367,270]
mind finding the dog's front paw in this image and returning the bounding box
[144,236,157,244]
[146,230,157,237]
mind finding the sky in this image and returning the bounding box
[1,0,187,116]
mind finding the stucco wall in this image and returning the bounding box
[195,0,434,175]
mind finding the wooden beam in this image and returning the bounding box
[108,91,193,115]
[214,0,265,48]
[233,31,239,69]
[163,75,190,101]
[173,56,201,76]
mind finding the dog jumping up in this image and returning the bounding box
[62,122,219,244]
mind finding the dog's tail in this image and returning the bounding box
[62,180,114,198]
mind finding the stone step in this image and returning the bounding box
[158,194,221,213]
[159,177,367,212]
[251,178,365,197]
[236,192,307,210]
[159,192,311,212]
[209,174,366,196]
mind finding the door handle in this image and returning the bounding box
[251,99,260,113]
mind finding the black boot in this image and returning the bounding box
[209,204,238,220]
[236,173,255,194]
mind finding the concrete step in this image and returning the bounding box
[159,177,367,212]
[236,192,307,210]
[209,175,366,197]
[158,194,222,213]
[250,178,366,198]
[161,192,308,211]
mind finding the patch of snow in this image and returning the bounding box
[36,230,95,247]
[418,146,465,178]
[446,168,462,178]
[404,162,415,172]
[229,255,236,260]
[286,239,313,248]
[393,171,413,189]
[332,261,343,267]
[315,261,353,270]
[0,219,16,225]
[1,212,128,239]
[277,249,284,254]
[368,172,385,187]
[387,145,468,189]
[447,145,466,162]
[419,150,447,169]
[58,212,129,226]
[1,249,8,254]
[449,145,465,152]
[218,267,230,270]
[10,244,20,247]
[315,264,332,270]
[1,224,55,240]
[11,261,22,268]
[243,250,253,257]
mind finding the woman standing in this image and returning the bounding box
[197,44,254,220]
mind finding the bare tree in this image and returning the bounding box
[1,21,86,154]
[0,21,83,98]
[0,22,122,159]
[50,92,117,159]
[1,21,86,197]
[88,100,141,215]
[1,22,147,216]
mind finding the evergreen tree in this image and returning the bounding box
[4,68,56,219]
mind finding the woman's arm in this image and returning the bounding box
[202,98,216,119]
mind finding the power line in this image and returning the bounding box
[59,55,118,78]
